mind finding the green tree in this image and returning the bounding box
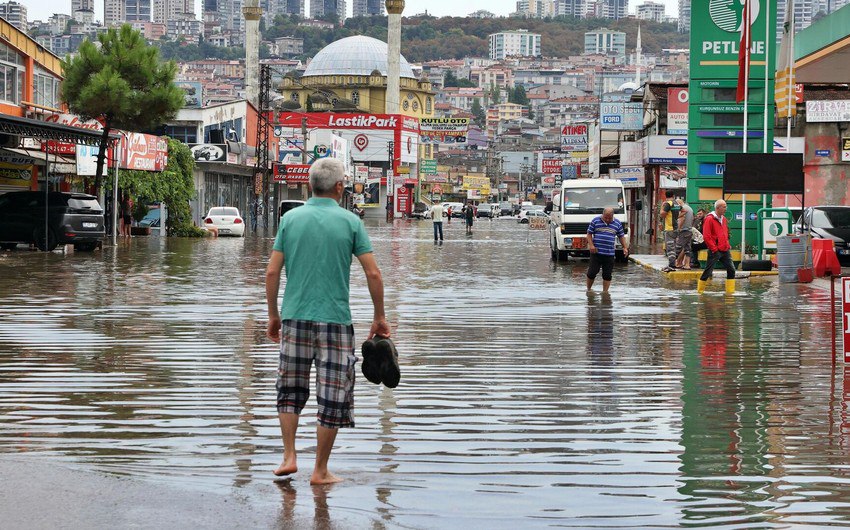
[61,25,184,191]
[510,84,530,106]
[444,70,459,87]
[490,83,501,105]
[471,98,485,127]
[113,138,197,235]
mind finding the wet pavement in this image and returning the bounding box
[1,218,849,528]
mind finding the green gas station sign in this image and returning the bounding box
[687,0,777,247]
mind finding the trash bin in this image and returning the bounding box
[776,235,811,283]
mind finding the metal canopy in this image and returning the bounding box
[0,114,121,146]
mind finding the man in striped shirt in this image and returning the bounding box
[586,207,629,292]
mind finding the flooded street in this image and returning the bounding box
[1,219,849,528]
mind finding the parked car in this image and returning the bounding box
[0,191,104,251]
[477,203,499,218]
[138,205,161,228]
[278,200,305,219]
[794,205,850,263]
[410,201,431,219]
[500,201,514,217]
[204,206,245,236]
[518,208,547,224]
[443,202,465,218]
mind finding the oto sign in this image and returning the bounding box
[667,88,689,134]
[273,164,311,183]
[541,159,563,174]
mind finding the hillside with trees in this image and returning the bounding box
[260,15,688,62]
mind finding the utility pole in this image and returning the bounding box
[301,116,308,165]
[387,140,394,222]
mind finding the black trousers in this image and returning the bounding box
[700,250,736,281]
[587,253,615,281]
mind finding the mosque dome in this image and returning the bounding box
[303,36,416,79]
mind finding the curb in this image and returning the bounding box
[628,256,778,280]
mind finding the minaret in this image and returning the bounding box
[635,24,642,88]
[385,0,405,114]
[243,0,262,106]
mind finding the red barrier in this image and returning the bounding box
[813,238,843,278]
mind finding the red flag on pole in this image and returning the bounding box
[736,0,751,103]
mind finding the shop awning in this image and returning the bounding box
[0,114,121,145]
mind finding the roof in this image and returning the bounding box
[0,114,121,145]
[303,36,416,79]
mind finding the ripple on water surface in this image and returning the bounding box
[0,221,849,527]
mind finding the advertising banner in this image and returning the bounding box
[646,135,688,164]
[462,175,490,194]
[41,141,76,155]
[609,167,645,188]
[600,102,643,130]
[620,142,643,166]
[690,0,772,79]
[843,138,850,162]
[419,118,469,145]
[273,164,311,183]
[421,159,437,174]
[330,134,350,176]
[660,165,687,188]
[540,159,563,174]
[667,88,689,134]
[560,124,588,152]
[122,133,168,171]
[806,100,850,123]
[561,163,579,180]
[177,81,203,108]
[844,277,850,362]
[76,144,100,176]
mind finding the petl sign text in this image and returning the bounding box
[701,41,765,56]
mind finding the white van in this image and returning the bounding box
[548,179,628,261]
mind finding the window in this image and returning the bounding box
[164,125,197,144]
[291,92,299,102]
[426,97,432,113]
[351,91,359,105]
[33,68,60,108]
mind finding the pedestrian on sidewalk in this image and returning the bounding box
[430,202,444,242]
[674,198,694,269]
[586,207,629,292]
[691,208,707,267]
[660,190,681,270]
[697,199,736,294]
[265,158,390,485]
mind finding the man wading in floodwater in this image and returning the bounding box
[265,158,390,485]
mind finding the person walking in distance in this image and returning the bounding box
[265,158,390,485]
[674,198,694,269]
[697,199,736,294]
[429,202,444,242]
[586,207,629,292]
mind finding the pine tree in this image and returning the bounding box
[471,98,485,127]
[61,25,184,191]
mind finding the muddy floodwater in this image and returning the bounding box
[0,219,848,528]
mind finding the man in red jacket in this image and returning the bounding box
[698,200,736,294]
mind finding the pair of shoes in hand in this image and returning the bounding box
[361,336,401,388]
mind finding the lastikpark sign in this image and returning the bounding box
[691,0,772,79]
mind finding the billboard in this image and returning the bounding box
[805,100,850,122]
[600,102,643,130]
[540,159,563,174]
[609,167,645,188]
[122,133,168,171]
[419,118,469,145]
[190,144,226,162]
[646,136,688,165]
[690,0,772,80]
[620,142,643,166]
[177,81,203,108]
[76,144,100,176]
[667,88,689,134]
[560,124,588,152]
[273,163,310,183]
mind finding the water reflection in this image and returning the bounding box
[0,221,849,526]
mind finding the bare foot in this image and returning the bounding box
[310,471,343,485]
[273,457,298,477]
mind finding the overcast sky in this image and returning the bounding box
[24,0,679,25]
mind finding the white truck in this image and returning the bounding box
[548,178,629,261]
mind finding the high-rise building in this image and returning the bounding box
[677,0,690,32]
[72,0,95,11]
[353,0,383,17]
[281,0,304,16]
[310,0,346,20]
[0,1,27,32]
[515,0,553,17]
[104,0,125,25]
[602,0,627,19]
[126,0,152,21]
[636,1,664,21]
[554,0,586,17]
[488,30,542,61]
[584,28,626,56]
[153,0,194,24]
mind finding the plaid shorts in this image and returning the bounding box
[275,319,357,428]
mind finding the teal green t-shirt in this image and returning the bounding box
[272,197,373,325]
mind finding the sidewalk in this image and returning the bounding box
[630,253,844,294]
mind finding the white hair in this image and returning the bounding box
[309,158,344,194]
[715,199,727,209]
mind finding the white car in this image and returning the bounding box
[518,208,547,224]
[204,206,245,236]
